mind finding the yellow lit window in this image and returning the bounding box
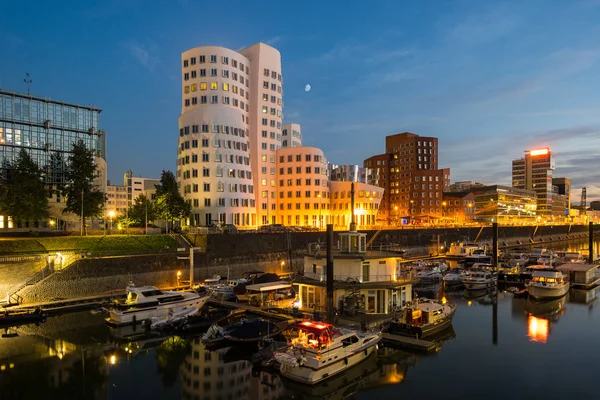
[261,179,267,186]
[191,84,197,92]
[223,83,229,91]
[211,82,218,90]
[200,82,207,90]
[232,85,238,93]
[184,86,190,94]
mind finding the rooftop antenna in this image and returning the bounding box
[23,72,32,95]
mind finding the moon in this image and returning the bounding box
[305,84,311,92]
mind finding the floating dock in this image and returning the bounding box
[382,332,440,353]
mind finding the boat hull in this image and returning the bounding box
[279,335,381,385]
[107,294,209,326]
[527,284,569,300]
[463,280,495,290]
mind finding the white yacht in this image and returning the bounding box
[416,267,443,283]
[275,321,381,385]
[508,253,529,267]
[464,249,492,266]
[107,284,209,326]
[527,269,570,300]
[443,269,468,286]
[462,271,496,290]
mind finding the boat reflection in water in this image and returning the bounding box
[527,316,550,344]
[524,295,566,344]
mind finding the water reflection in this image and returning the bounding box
[527,315,549,343]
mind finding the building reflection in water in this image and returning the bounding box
[180,338,283,400]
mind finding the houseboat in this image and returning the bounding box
[556,263,600,289]
[293,231,416,316]
[274,321,381,385]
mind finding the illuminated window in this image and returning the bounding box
[184,86,190,94]
[191,84,197,92]
[211,82,218,90]
[0,215,3,228]
[232,85,238,93]
[262,106,268,113]
[223,83,229,91]
[200,82,207,90]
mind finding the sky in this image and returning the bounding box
[2,0,600,200]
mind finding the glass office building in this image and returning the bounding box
[0,89,106,229]
[473,185,538,223]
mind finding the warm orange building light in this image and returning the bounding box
[529,148,549,156]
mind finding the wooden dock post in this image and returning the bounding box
[326,224,334,324]
[588,222,594,264]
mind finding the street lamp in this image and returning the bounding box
[467,202,473,222]
[317,193,322,230]
[394,206,398,226]
[442,201,447,226]
[108,210,115,234]
[177,271,182,289]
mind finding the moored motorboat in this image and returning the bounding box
[462,270,496,290]
[526,269,570,300]
[388,298,456,339]
[106,283,210,326]
[274,321,381,385]
[416,267,443,284]
[464,250,492,267]
[146,306,199,330]
[443,268,468,287]
[202,318,289,347]
[0,307,47,328]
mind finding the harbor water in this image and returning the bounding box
[1,240,599,399]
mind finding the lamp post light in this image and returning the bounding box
[442,201,447,226]
[177,270,182,289]
[317,193,322,230]
[108,211,115,234]
[468,202,473,222]
[394,206,398,227]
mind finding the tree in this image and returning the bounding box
[62,140,105,235]
[125,194,159,227]
[155,170,191,231]
[0,148,49,228]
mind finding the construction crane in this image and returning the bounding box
[581,187,587,215]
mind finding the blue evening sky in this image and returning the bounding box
[2,0,600,199]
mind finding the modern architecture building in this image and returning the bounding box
[0,89,106,231]
[441,192,476,223]
[106,170,159,218]
[275,146,329,227]
[178,43,283,227]
[512,148,555,215]
[552,177,571,210]
[472,185,538,223]
[282,123,302,147]
[364,132,450,225]
[330,181,383,229]
[448,180,485,192]
[329,164,370,183]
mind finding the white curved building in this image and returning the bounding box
[178,43,283,227]
[275,146,330,228]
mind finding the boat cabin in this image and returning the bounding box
[288,321,338,350]
[530,270,567,285]
[401,301,445,326]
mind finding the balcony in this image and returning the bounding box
[300,270,415,286]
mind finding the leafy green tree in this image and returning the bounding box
[155,170,191,231]
[62,140,105,235]
[125,194,159,227]
[0,148,49,228]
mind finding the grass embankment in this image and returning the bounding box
[0,235,180,256]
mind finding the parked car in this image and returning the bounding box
[222,224,238,234]
[258,224,288,233]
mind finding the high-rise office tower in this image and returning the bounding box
[512,148,555,215]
